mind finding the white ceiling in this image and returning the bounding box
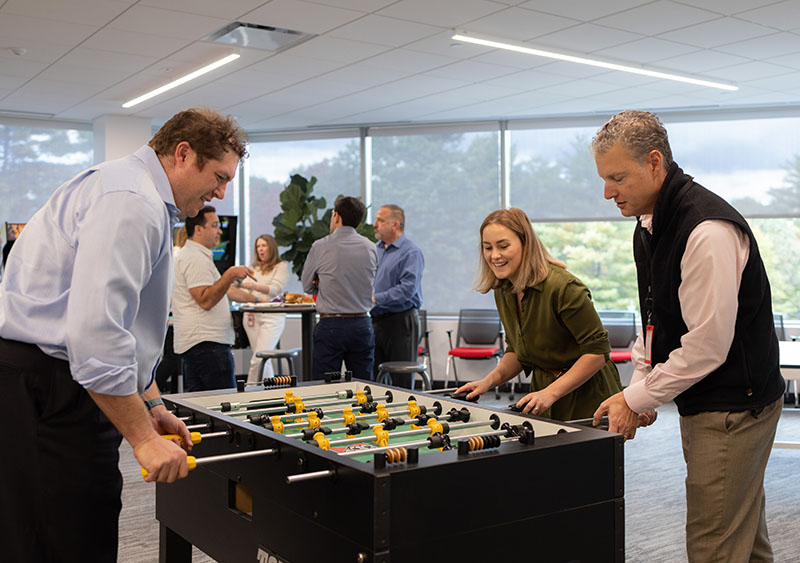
[2,0,800,131]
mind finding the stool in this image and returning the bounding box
[376,361,431,390]
[256,348,301,380]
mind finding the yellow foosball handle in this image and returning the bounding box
[141,455,197,479]
[161,432,202,444]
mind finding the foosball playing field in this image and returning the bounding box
[155,377,625,563]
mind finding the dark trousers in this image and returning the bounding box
[372,308,419,388]
[155,324,180,393]
[312,316,374,380]
[181,341,235,392]
[0,337,123,563]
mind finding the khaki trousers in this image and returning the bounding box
[680,396,782,563]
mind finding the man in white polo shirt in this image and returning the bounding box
[172,205,256,391]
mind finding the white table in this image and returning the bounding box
[774,340,800,449]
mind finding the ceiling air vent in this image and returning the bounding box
[204,22,315,52]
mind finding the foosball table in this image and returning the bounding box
[155,376,624,563]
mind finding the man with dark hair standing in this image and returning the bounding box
[0,108,247,562]
[172,205,256,391]
[371,204,424,388]
[302,196,377,380]
[591,110,784,563]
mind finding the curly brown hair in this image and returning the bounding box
[149,107,248,169]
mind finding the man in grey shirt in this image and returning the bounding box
[302,196,377,380]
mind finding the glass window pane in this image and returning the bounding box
[245,137,360,292]
[751,218,800,320]
[509,126,613,220]
[371,132,501,314]
[1,123,93,225]
[535,221,639,312]
[667,117,800,217]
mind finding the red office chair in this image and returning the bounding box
[598,310,637,364]
[445,309,505,396]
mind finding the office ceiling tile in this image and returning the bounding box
[463,7,579,41]
[534,23,643,53]
[706,60,796,81]
[518,0,652,22]
[656,49,750,73]
[0,0,133,26]
[107,5,228,40]
[377,0,504,28]
[672,0,780,17]
[736,0,800,30]
[658,16,774,48]
[0,13,98,46]
[424,60,521,82]
[81,28,190,58]
[596,37,698,64]
[138,0,266,20]
[356,49,460,75]
[595,1,719,36]
[715,32,800,59]
[242,0,364,35]
[281,36,390,64]
[328,14,441,47]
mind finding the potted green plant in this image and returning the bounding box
[272,174,375,280]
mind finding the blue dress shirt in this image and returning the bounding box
[371,234,424,316]
[0,145,180,396]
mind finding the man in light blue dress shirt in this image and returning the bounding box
[302,196,377,380]
[0,108,247,562]
[370,205,424,388]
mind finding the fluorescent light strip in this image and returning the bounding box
[452,33,738,92]
[122,53,241,108]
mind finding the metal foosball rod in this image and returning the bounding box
[324,418,495,449]
[210,388,370,412]
[141,448,278,478]
[225,392,394,419]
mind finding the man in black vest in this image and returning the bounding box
[591,110,784,563]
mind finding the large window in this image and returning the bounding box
[371,131,501,313]
[1,121,93,228]
[245,135,360,290]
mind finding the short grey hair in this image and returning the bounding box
[380,204,405,232]
[591,110,673,169]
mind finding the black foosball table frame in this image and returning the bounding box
[155,377,624,563]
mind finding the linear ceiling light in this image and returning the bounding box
[122,53,241,108]
[451,32,738,91]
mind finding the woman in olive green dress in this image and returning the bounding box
[456,208,622,421]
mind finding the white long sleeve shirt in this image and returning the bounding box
[623,217,750,413]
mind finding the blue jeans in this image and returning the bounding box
[312,316,374,380]
[181,341,235,391]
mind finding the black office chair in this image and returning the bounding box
[445,309,514,399]
[417,310,433,380]
[774,312,787,341]
[597,310,637,364]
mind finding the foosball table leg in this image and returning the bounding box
[159,523,192,563]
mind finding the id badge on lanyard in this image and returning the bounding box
[644,324,654,365]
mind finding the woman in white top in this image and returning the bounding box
[240,234,290,383]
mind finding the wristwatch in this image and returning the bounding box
[144,397,165,411]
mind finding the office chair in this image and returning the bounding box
[445,308,512,399]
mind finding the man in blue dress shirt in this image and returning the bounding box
[0,108,247,562]
[302,196,377,380]
[371,204,425,388]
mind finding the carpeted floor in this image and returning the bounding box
[117,400,800,562]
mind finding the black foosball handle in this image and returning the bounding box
[449,391,479,403]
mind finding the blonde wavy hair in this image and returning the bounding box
[475,208,566,294]
[252,234,281,274]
